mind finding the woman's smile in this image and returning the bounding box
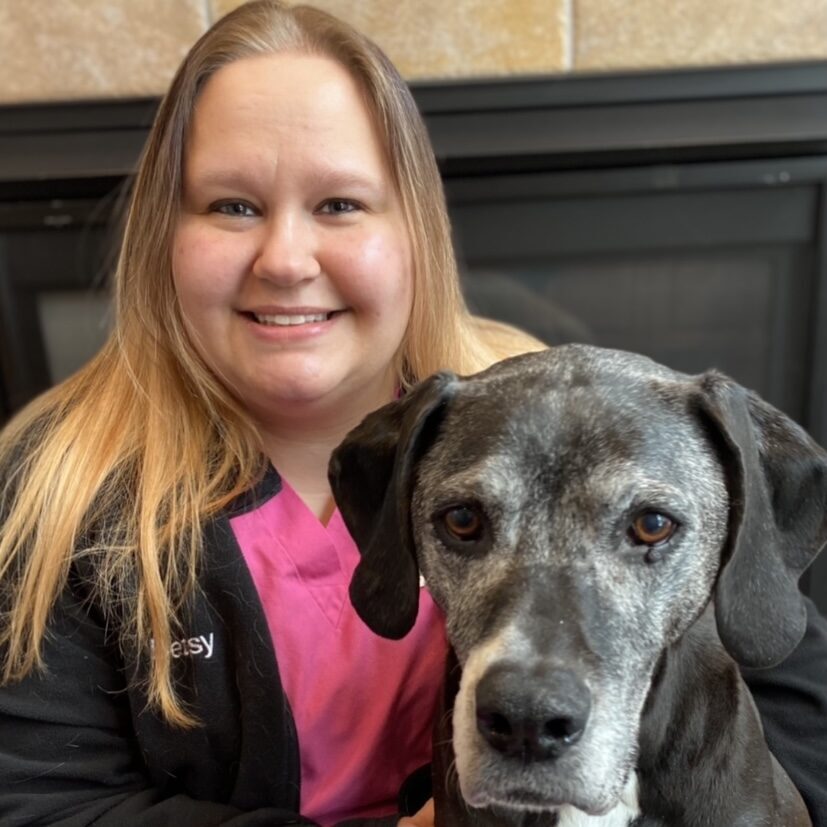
[239,306,345,342]
[250,311,334,327]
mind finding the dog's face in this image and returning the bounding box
[411,371,729,812]
[330,345,827,818]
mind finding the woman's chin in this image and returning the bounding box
[246,374,391,426]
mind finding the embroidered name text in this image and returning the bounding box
[151,633,215,660]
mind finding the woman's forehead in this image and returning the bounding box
[184,53,392,184]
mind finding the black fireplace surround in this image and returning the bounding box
[1,61,827,610]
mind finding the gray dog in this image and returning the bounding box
[329,345,826,826]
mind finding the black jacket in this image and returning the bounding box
[1,472,826,826]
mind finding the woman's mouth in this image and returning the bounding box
[245,310,340,327]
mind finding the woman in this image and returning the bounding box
[0,2,824,825]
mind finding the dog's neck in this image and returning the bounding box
[635,605,787,824]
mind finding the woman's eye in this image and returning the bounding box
[319,199,359,215]
[442,506,484,542]
[212,201,255,217]
[628,512,677,546]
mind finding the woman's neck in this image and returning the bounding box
[256,385,396,522]
[261,427,346,522]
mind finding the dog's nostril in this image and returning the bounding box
[544,716,574,740]
[480,711,512,738]
[544,715,585,745]
[476,710,517,755]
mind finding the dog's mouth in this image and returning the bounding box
[476,787,566,818]
[504,789,558,808]
[466,778,620,819]
[484,794,564,827]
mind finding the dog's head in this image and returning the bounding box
[329,345,827,816]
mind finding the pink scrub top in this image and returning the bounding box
[230,477,447,826]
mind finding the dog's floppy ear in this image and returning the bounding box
[329,372,458,639]
[696,373,827,667]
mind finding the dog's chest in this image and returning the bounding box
[556,775,640,827]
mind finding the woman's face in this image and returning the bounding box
[172,53,413,426]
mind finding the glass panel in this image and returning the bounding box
[37,290,112,384]
[463,245,810,421]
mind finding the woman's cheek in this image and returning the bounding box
[171,227,205,292]
[173,227,237,301]
[340,227,412,299]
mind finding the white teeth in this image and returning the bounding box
[254,312,330,326]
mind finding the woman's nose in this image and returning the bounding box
[252,211,321,285]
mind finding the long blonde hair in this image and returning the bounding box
[0,0,543,725]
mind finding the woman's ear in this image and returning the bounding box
[696,373,827,668]
[329,372,458,639]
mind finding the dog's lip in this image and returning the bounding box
[494,786,607,817]
[499,787,564,809]
[465,781,604,819]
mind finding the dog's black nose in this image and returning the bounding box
[475,662,591,762]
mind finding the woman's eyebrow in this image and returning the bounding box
[309,166,386,192]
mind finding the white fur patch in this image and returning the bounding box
[557,773,640,827]
[453,624,536,801]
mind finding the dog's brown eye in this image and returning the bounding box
[442,506,484,542]
[629,512,676,546]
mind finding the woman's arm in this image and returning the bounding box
[743,596,827,826]
[0,577,417,827]
[0,583,323,827]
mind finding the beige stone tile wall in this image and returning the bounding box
[575,0,827,71]
[0,0,825,105]
[212,0,570,80]
[0,0,209,104]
